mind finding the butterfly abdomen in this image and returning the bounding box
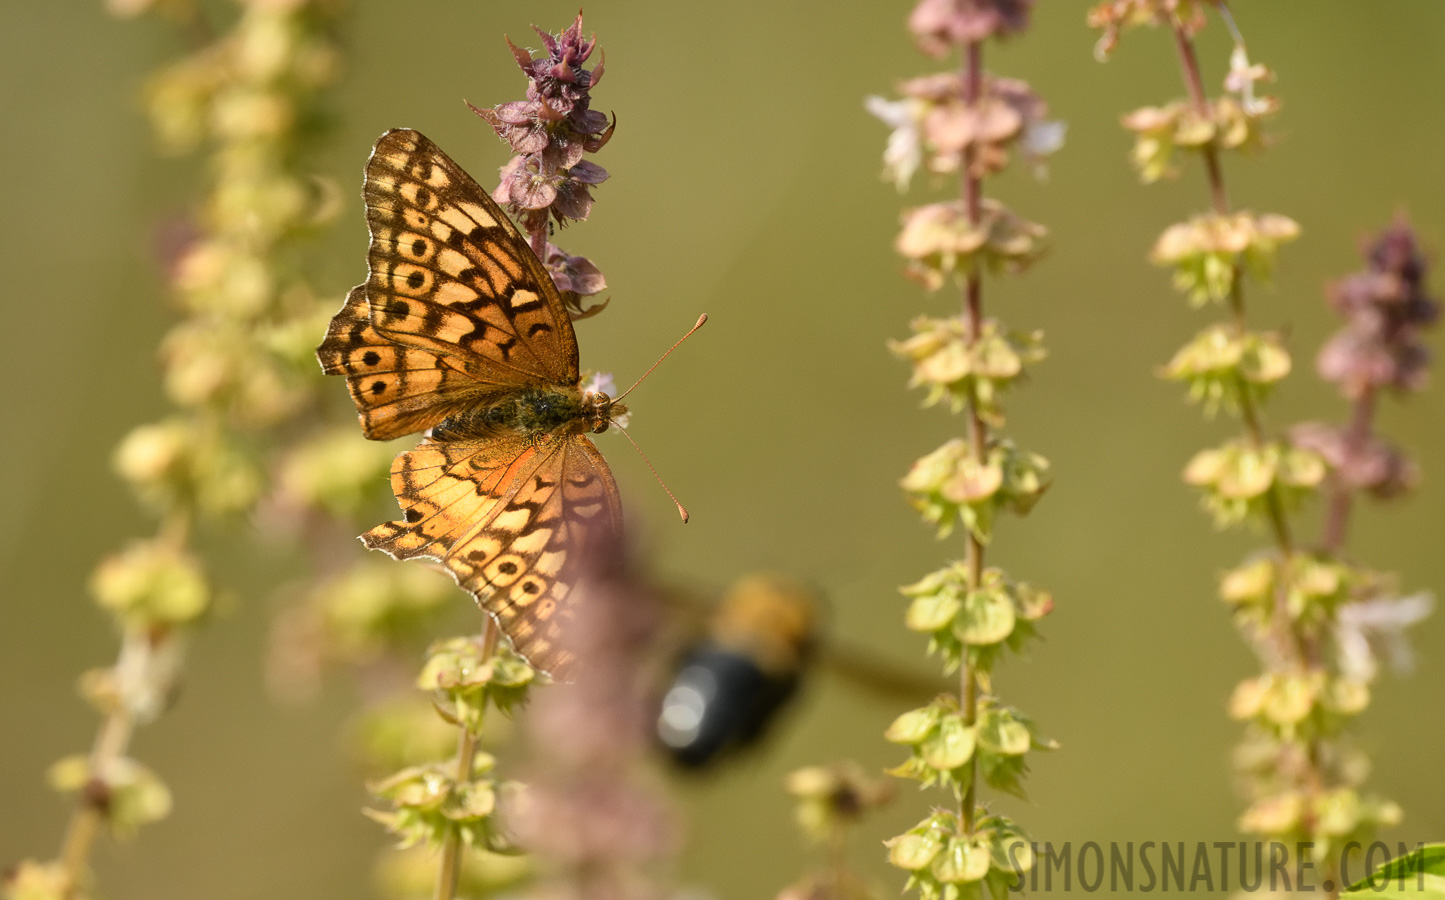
[430,386,588,441]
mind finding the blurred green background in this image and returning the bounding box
[3,2,1444,897]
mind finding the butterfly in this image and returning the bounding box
[317,128,627,675]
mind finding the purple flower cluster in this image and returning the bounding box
[909,0,1033,56]
[511,545,677,900]
[472,13,613,318]
[1293,220,1437,497]
[1317,219,1438,398]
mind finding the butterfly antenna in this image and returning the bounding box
[614,423,690,523]
[613,314,708,403]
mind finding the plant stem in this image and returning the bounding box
[434,617,500,900]
[57,504,189,895]
[57,673,141,886]
[1321,387,1377,552]
[959,37,984,837]
[1171,20,1228,216]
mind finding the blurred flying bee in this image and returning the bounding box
[655,574,948,768]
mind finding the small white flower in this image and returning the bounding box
[1335,591,1434,682]
[1225,45,1274,116]
[583,371,631,428]
[582,371,617,397]
[1021,119,1067,180]
[865,95,924,192]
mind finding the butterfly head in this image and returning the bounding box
[581,390,629,434]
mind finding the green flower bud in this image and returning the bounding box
[887,811,957,872]
[374,844,532,900]
[784,761,894,842]
[145,53,225,153]
[896,200,1047,291]
[888,812,1033,899]
[1183,439,1324,528]
[47,755,172,836]
[113,419,193,506]
[1239,791,1304,836]
[901,564,1052,673]
[419,637,537,730]
[932,835,993,884]
[352,696,488,777]
[886,698,973,788]
[90,540,209,630]
[366,754,508,851]
[903,439,1049,541]
[1152,212,1300,305]
[976,707,1031,756]
[890,316,1045,423]
[1,859,80,900]
[920,714,977,771]
[311,559,456,663]
[1163,324,1291,414]
[1122,95,1274,183]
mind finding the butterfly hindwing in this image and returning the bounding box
[363,433,622,673]
[362,129,580,386]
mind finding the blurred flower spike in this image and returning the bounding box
[786,762,895,844]
[1163,324,1290,416]
[1318,218,1438,398]
[47,755,173,838]
[1183,439,1325,528]
[909,0,1034,56]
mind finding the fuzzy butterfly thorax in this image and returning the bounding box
[428,388,625,442]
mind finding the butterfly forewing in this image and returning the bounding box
[362,129,579,385]
[318,286,497,439]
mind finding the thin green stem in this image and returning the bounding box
[1171,18,1229,216]
[1322,387,1377,552]
[57,505,191,896]
[434,618,500,900]
[434,728,480,900]
[959,36,985,838]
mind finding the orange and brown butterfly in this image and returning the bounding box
[316,128,633,675]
